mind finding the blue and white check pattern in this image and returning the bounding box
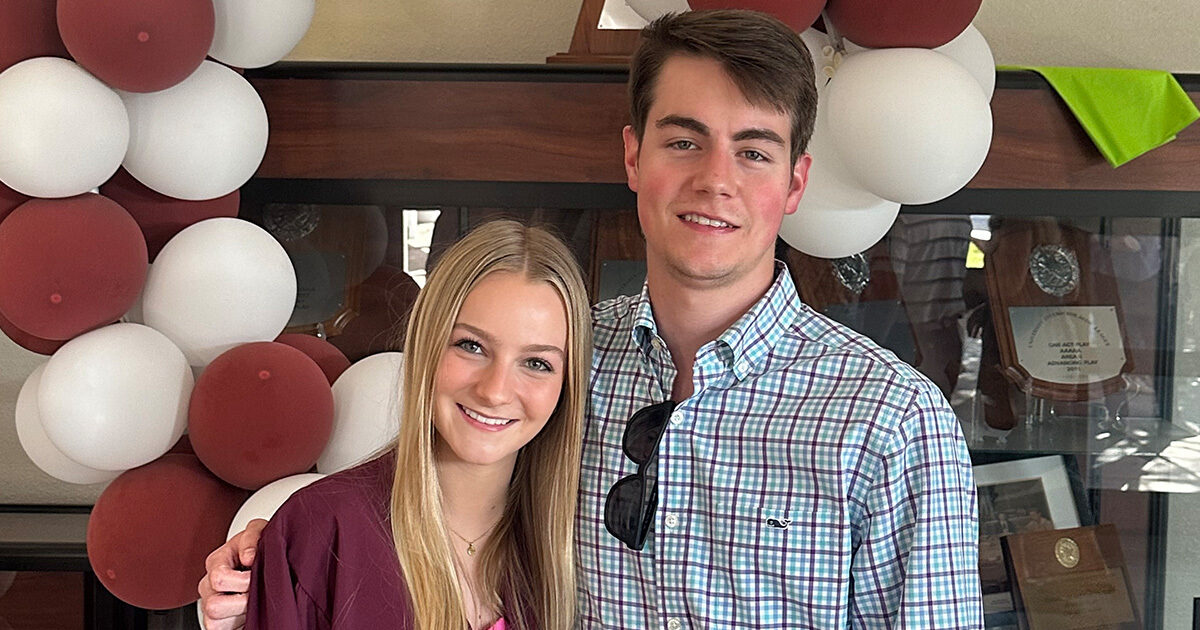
[576,264,982,629]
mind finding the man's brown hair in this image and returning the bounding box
[628,9,818,166]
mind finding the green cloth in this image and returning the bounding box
[998,65,1199,167]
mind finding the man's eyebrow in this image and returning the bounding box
[453,323,565,357]
[656,115,785,148]
[732,128,786,146]
[656,115,709,136]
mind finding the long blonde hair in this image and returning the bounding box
[390,220,590,630]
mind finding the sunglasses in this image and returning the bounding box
[604,400,676,551]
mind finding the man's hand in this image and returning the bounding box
[198,518,268,630]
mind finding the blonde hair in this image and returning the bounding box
[390,219,590,630]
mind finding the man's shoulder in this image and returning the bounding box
[774,309,940,400]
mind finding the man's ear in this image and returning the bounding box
[784,152,813,216]
[622,125,640,193]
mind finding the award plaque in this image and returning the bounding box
[785,244,921,366]
[984,220,1133,401]
[1001,523,1141,630]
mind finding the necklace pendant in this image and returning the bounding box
[466,542,476,556]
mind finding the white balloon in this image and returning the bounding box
[782,97,900,258]
[15,364,121,484]
[209,0,316,69]
[227,473,325,540]
[935,25,996,102]
[38,323,193,471]
[842,25,994,102]
[826,48,992,205]
[318,352,404,473]
[121,61,268,201]
[143,218,297,366]
[625,0,689,22]
[0,58,128,198]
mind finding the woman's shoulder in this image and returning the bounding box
[268,450,396,538]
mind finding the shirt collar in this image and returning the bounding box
[630,261,802,378]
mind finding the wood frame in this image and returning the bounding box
[245,66,1200,193]
[546,0,641,64]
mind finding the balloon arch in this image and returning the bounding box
[0,0,403,611]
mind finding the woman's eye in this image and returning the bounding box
[526,358,554,373]
[454,339,482,354]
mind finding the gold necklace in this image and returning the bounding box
[448,519,500,557]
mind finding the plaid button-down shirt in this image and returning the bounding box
[576,264,982,629]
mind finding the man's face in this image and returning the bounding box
[624,54,811,290]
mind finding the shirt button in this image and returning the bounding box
[667,618,682,630]
[735,360,748,373]
[669,410,683,425]
[664,513,679,529]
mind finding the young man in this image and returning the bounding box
[201,10,982,628]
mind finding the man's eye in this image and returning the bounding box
[743,149,768,162]
[669,140,697,150]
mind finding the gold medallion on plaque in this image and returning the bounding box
[1054,536,1080,568]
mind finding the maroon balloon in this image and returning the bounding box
[0,183,30,224]
[329,266,421,363]
[275,333,352,385]
[100,169,240,261]
[824,0,982,48]
[189,342,335,490]
[0,0,69,72]
[57,0,214,92]
[0,195,147,340]
[0,309,67,355]
[87,454,247,610]
[688,0,827,32]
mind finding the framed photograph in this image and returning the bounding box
[974,455,1082,626]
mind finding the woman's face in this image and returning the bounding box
[432,271,569,469]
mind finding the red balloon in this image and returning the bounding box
[0,309,67,355]
[189,342,335,490]
[275,333,352,385]
[100,169,240,261]
[329,266,421,363]
[824,0,982,48]
[0,183,30,224]
[0,195,147,340]
[0,0,69,72]
[56,0,214,93]
[688,0,827,32]
[87,454,247,610]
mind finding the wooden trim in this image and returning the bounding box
[247,68,1200,192]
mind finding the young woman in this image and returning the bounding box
[245,220,591,630]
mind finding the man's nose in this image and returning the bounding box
[694,150,736,196]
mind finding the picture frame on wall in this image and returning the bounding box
[974,455,1083,627]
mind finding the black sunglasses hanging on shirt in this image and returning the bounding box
[604,400,677,551]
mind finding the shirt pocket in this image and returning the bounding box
[728,499,851,627]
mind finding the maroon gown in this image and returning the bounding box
[246,452,415,628]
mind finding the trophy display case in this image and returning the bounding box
[236,65,1200,630]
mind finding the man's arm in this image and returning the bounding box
[850,386,983,629]
[198,519,267,630]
